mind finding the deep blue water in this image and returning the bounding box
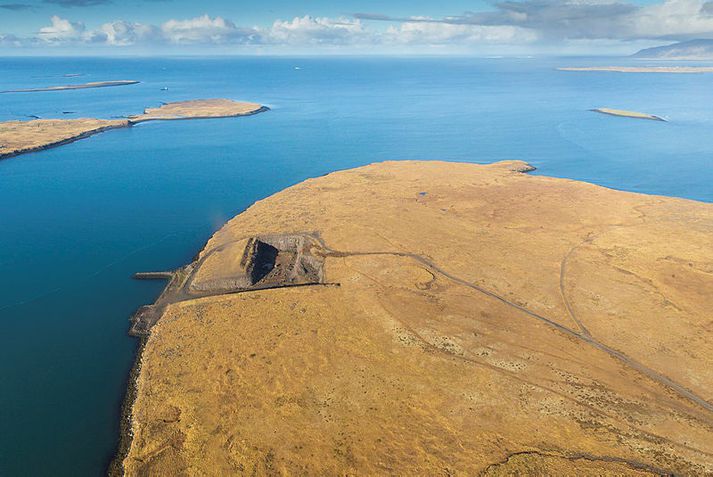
[0,56,711,476]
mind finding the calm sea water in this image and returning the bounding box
[0,56,711,476]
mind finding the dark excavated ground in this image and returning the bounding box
[129,233,326,336]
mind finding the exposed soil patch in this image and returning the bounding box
[250,239,279,283]
[129,233,326,337]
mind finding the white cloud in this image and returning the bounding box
[89,21,160,46]
[161,15,258,44]
[0,34,23,47]
[28,14,367,48]
[385,22,538,46]
[361,0,713,42]
[18,2,713,52]
[30,14,261,47]
[268,16,368,45]
[38,15,85,42]
[632,0,713,39]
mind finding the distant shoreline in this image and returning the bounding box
[0,80,140,94]
[559,66,713,74]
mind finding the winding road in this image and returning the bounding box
[144,231,713,420]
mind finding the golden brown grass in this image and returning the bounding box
[0,118,128,158]
[0,99,264,159]
[123,161,713,476]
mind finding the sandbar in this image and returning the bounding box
[592,108,666,121]
[116,160,713,476]
[1,80,139,93]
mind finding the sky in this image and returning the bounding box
[1,0,712,55]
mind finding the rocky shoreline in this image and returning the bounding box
[108,260,198,475]
[109,230,326,475]
[107,338,146,477]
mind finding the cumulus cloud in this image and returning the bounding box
[84,20,160,45]
[15,1,713,52]
[27,14,370,47]
[356,0,713,42]
[38,15,85,41]
[484,0,713,41]
[0,33,25,46]
[385,22,538,45]
[268,16,368,45]
[633,0,713,40]
[161,15,259,44]
[28,14,258,46]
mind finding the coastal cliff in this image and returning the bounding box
[118,160,713,476]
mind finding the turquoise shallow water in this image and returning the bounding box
[0,56,712,476]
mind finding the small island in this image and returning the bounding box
[128,99,266,122]
[559,66,713,74]
[115,160,713,476]
[0,99,267,160]
[1,80,140,93]
[591,108,666,121]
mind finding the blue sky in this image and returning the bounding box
[1,0,502,31]
[0,0,709,55]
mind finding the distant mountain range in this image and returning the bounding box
[633,39,713,60]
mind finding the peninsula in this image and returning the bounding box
[117,160,713,476]
[0,80,139,93]
[0,99,267,160]
[632,39,713,60]
[559,66,713,74]
[592,108,666,121]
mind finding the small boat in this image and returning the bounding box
[160,87,169,91]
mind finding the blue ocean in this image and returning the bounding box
[0,56,711,476]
